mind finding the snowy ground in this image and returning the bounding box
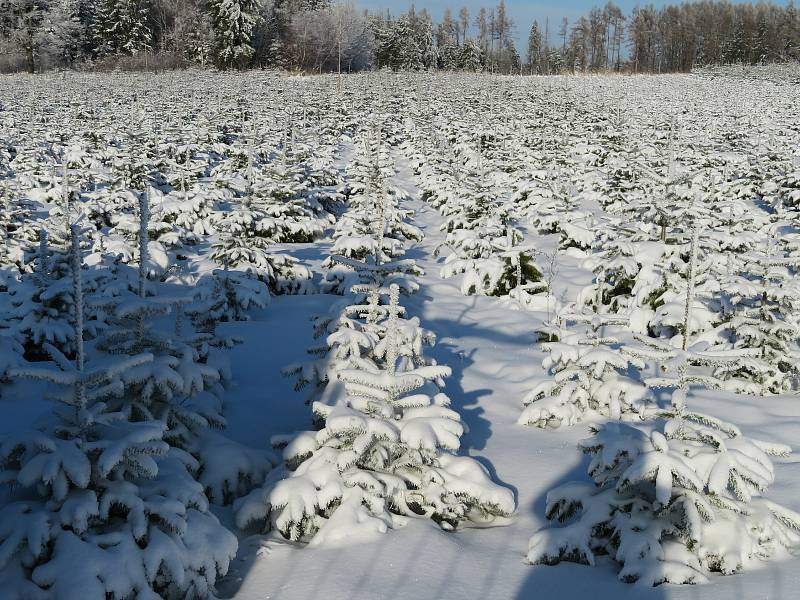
[211,155,800,600]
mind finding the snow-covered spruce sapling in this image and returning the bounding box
[4,225,112,363]
[248,145,333,244]
[285,283,439,406]
[610,227,760,401]
[519,311,649,429]
[4,229,75,360]
[323,163,421,294]
[536,247,562,342]
[323,146,422,295]
[235,285,515,544]
[526,253,797,585]
[160,183,223,244]
[438,232,543,297]
[639,222,726,342]
[507,244,549,308]
[431,154,545,297]
[0,180,39,272]
[526,402,800,585]
[321,253,422,297]
[282,289,386,405]
[90,191,227,449]
[0,226,237,599]
[140,203,276,504]
[0,326,22,395]
[579,233,668,315]
[41,161,75,248]
[102,187,174,281]
[721,244,800,394]
[210,221,313,295]
[191,429,277,506]
[189,265,270,326]
[632,129,695,243]
[624,227,764,396]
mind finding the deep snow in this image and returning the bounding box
[209,154,800,600]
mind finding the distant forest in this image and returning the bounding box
[1,0,799,74]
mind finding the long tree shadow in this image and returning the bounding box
[432,341,493,452]
[421,315,543,355]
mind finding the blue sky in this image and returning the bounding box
[359,0,793,48]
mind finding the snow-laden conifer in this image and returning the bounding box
[236,285,515,544]
[0,226,237,599]
[527,246,799,585]
[519,311,650,429]
[90,191,227,448]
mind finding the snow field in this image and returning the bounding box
[0,69,799,598]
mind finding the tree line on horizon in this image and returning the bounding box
[1,0,799,74]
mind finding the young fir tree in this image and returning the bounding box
[0,180,39,273]
[238,125,334,244]
[90,191,227,449]
[4,228,109,361]
[527,410,800,585]
[434,151,542,297]
[210,131,314,295]
[0,226,237,598]
[5,230,75,360]
[332,131,421,262]
[159,182,224,245]
[189,265,270,327]
[526,228,800,585]
[235,285,515,543]
[210,181,313,295]
[284,281,440,407]
[93,192,274,505]
[437,226,542,297]
[519,311,650,429]
[322,130,422,295]
[719,241,800,394]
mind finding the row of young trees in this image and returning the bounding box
[392,66,800,584]
[2,0,800,73]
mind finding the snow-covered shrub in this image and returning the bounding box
[0,227,237,599]
[192,431,277,505]
[527,413,800,586]
[236,285,515,543]
[519,312,649,429]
